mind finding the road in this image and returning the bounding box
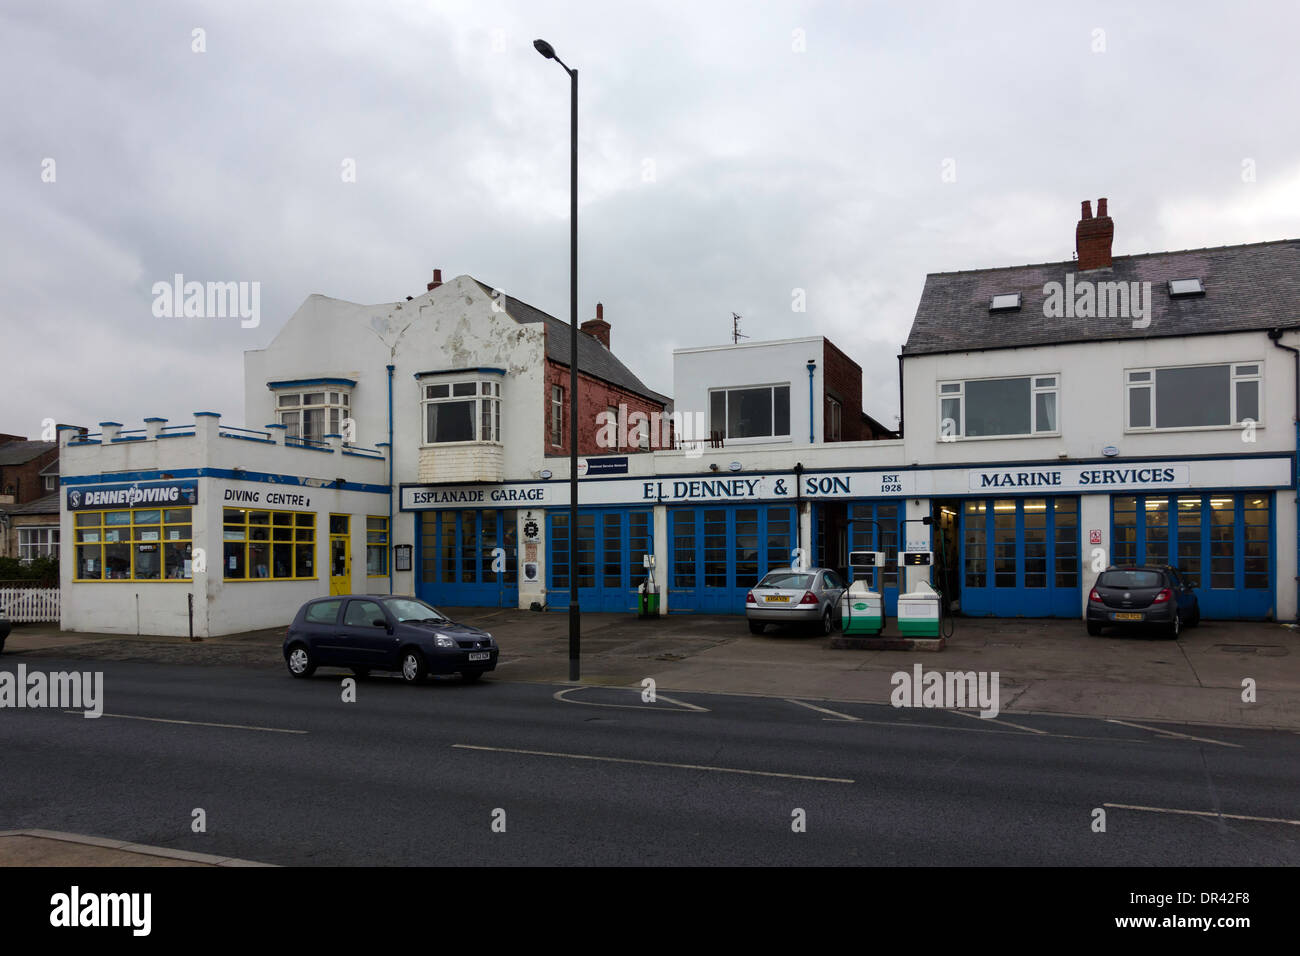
[3,657,1299,866]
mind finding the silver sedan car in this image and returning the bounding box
[745,567,846,635]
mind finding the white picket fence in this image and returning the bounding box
[0,587,61,623]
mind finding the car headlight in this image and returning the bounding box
[434,633,457,648]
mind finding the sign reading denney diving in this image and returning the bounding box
[66,480,199,511]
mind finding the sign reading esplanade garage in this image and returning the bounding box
[968,465,1191,492]
[65,480,199,511]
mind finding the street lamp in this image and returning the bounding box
[534,37,581,681]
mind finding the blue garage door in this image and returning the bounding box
[1111,492,1272,620]
[668,505,796,613]
[961,497,1079,617]
[417,509,518,608]
[548,509,654,612]
[846,502,903,616]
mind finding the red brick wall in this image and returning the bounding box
[0,446,58,504]
[822,340,868,442]
[544,359,668,457]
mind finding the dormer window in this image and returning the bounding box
[420,376,502,444]
[989,293,1021,312]
[272,383,352,443]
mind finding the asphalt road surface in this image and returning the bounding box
[3,657,1298,866]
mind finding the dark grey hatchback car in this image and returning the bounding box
[283,595,498,683]
[1086,565,1200,638]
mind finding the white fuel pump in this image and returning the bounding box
[897,550,940,637]
[841,550,885,635]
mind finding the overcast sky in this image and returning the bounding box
[3,0,1298,440]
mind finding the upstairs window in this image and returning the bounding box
[278,389,350,443]
[1127,363,1259,430]
[422,379,501,444]
[826,396,842,441]
[550,385,563,447]
[709,384,791,441]
[938,375,1058,439]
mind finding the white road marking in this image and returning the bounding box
[552,686,709,712]
[785,698,861,721]
[1104,802,1300,826]
[949,710,1047,734]
[65,711,307,734]
[819,715,1151,744]
[452,744,853,783]
[1105,718,1241,748]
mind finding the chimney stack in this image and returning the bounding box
[580,302,611,349]
[1075,197,1114,270]
[426,268,443,292]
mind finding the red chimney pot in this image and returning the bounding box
[1075,198,1114,271]
[427,268,443,292]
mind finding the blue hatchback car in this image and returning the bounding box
[283,594,498,683]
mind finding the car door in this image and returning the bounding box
[300,598,345,664]
[339,598,393,668]
[820,570,845,621]
[1169,569,1196,620]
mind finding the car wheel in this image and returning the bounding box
[1167,614,1181,639]
[748,621,765,635]
[820,607,833,636]
[286,644,316,678]
[1086,621,1102,636]
[460,671,483,683]
[400,648,427,684]
[1189,606,1201,627]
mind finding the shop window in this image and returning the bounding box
[366,516,389,576]
[422,379,501,444]
[1126,363,1260,430]
[277,389,350,443]
[709,384,791,441]
[223,508,316,580]
[938,376,1057,439]
[18,526,59,561]
[75,508,192,581]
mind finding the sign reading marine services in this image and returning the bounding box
[968,464,1190,493]
[66,480,199,511]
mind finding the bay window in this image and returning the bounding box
[422,378,502,444]
[277,389,350,443]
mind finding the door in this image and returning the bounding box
[417,509,519,608]
[667,505,796,613]
[961,497,1079,617]
[329,514,351,595]
[300,597,345,664]
[845,502,902,615]
[548,509,654,612]
[339,598,393,668]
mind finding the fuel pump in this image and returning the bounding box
[841,550,885,635]
[896,550,941,637]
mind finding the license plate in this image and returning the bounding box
[1114,612,1143,621]
[764,595,790,603]
[468,652,490,661]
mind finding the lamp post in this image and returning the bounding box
[534,38,581,681]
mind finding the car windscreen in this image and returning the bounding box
[1097,570,1163,589]
[757,572,815,590]
[384,598,450,623]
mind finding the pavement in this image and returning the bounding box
[0,829,272,866]
[4,609,1299,731]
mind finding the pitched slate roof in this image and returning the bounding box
[0,491,59,515]
[902,238,1300,357]
[0,440,56,466]
[471,280,669,404]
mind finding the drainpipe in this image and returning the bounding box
[896,353,904,439]
[806,359,817,443]
[1267,329,1300,615]
[387,363,395,595]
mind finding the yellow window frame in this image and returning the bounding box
[223,507,317,582]
[73,506,194,582]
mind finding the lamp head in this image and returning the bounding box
[533,39,556,59]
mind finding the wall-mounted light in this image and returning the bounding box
[728,461,742,472]
[539,469,553,480]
